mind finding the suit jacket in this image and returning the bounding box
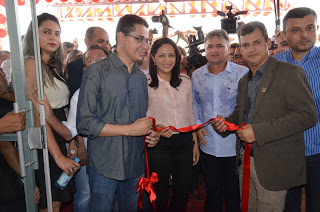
[226,57,317,191]
[66,57,84,102]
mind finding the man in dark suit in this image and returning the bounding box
[66,27,110,101]
[212,21,317,211]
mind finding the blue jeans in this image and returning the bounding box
[74,165,90,212]
[88,167,148,212]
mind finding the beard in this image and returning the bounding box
[288,38,315,53]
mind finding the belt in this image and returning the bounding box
[240,142,253,156]
[240,146,253,158]
[239,147,253,166]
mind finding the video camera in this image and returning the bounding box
[151,28,158,34]
[186,26,207,70]
[218,6,248,34]
[186,26,204,55]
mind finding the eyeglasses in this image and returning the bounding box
[86,57,106,65]
[124,33,151,46]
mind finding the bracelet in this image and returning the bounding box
[193,141,198,144]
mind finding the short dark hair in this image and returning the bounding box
[82,45,110,65]
[115,14,149,45]
[283,7,317,32]
[85,27,103,40]
[205,29,230,46]
[237,21,268,42]
[0,50,10,55]
[63,42,74,49]
[149,38,181,89]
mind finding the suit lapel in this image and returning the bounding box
[253,57,277,116]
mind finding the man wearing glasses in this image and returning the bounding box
[77,15,159,212]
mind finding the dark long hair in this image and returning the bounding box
[23,13,65,87]
[149,38,181,89]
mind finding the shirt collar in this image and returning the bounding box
[109,51,139,74]
[204,60,231,75]
[225,60,233,73]
[157,74,169,83]
[248,57,270,79]
[287,45,316,63]
[109,51,124,69]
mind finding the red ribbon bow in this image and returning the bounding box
[136,172,159,211]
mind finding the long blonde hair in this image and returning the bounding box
[23,13,65,88]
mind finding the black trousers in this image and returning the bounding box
[306,153,320,212]
[147,132,193,212]
[284,186,302,212]
[200,150,240,212]
[284,153,320,212]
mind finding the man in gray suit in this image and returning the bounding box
[212,21,317,211]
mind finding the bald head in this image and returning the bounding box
[84,27,110,52]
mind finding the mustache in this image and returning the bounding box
[298,38,311,43]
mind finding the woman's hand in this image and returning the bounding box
[145,130,160,148]
[55,155,80,177]
[156,124,172,138]
[30,89,54,121]
[34,186,40,204]
[193,142,200,166]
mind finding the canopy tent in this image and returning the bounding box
[49,0,292,21]
[0,0,319,51]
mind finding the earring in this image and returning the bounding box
[154,62,156,66]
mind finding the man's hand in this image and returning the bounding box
[67,139,77,159]
[0,111,26,133]
[128,117,153,136]
[77,136,87,166]
[211,115,227,133]
[174,30,188,44]
[237,124,256,143]
[196,128,207,146]
[145,130,160,148]
[156,124,172,138]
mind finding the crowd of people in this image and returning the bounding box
[0,5,319,212]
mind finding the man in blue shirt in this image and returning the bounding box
[274,7,320,212]
[77,15,159,212]
[192,29,248,211]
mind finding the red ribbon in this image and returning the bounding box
[150,117,241,132]
[241,143,251,212]
[136,117,248,212]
